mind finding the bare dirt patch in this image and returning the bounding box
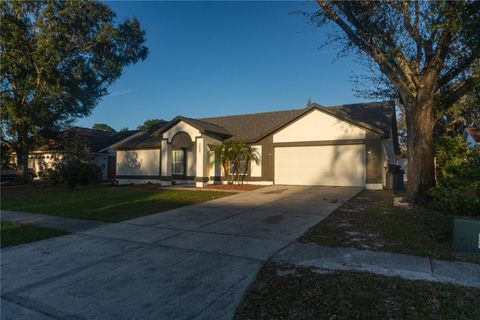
[298,189,479,264]
[236,262,480,320]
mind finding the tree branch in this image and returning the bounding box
[0,136,18,151]
[436,72,479,114]
[424,3,457,76]
[316,0,412,97]
[387,0,434,65]
[339,2,419,91]
[438,54,479,88]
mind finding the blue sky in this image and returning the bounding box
[76,1,372,131]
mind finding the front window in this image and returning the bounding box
[172,149,185,175]
[229,160,247,175]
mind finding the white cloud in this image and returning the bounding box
[106,89,139,97]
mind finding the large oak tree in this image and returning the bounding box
[312,0,479,202]
[1,1,148,180]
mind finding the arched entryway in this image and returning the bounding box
[170,131,194,182]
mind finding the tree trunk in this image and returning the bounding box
[222,162,229,184]
[405,96,436,203]
[16,131,30,183]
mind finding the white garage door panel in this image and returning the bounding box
[274,145,366,186]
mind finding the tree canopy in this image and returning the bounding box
[92,123,116,132]
[0,0,148,179]
[311,0,480,201]
[138,119,167,131]
[352,57,480,137]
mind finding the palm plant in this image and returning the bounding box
[212,143,233,184]
[212,141,260,185]
[230,141,259,185]
[238,143,258,185]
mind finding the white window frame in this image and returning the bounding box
[171,149,185,175]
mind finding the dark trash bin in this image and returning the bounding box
[386,164,402,190]
[396,169,405,190]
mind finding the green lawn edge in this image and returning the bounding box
[1,221,68,248]
[1,185,235,222]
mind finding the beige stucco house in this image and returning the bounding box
[114,101,400,189]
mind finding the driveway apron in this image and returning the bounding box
[1,185,360,320]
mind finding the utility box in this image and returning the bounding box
[453,217,480,254]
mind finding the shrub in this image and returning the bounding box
[38,165,62,186]
[39,135,101,189]
[59,159,101,189]
[41,158,101,189]
[429,135,480,217]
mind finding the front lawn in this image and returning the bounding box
[236,262,480,320]
[298,189,479,264]
[1,221,68,248]
[1,185,234,222]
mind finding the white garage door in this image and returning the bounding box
[274,145,366,186]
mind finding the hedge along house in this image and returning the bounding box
[114,101,400,189]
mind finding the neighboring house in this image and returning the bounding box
[27,127,137,180]
[463,127,480,151]
[114,101,400,190]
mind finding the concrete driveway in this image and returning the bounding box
[1,185,360,320]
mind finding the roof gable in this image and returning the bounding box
[157,116,231,139]
[161,119,201,142]
[273,108,368,143]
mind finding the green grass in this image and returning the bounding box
[236,262,480,320]
[1,221,68,248]
[1,185,234,222]
[298,189,479,264]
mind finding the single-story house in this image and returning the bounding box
[114,101,400,190]
[463,127,480,151]
[27,127,137,180]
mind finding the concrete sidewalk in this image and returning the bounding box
[1,210,106,233]
[273,242,480,288]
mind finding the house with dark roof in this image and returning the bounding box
[28,127,138,180]
[463,127,480,151]
[114,101,400,189]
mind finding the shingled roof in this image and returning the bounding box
[200,101,395,142]
[34,127,138,153]
[158,116,232,139]
[199,108,305,142]
[113,101,396,149]
[111,123,166,149]
[317,102,395,137]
